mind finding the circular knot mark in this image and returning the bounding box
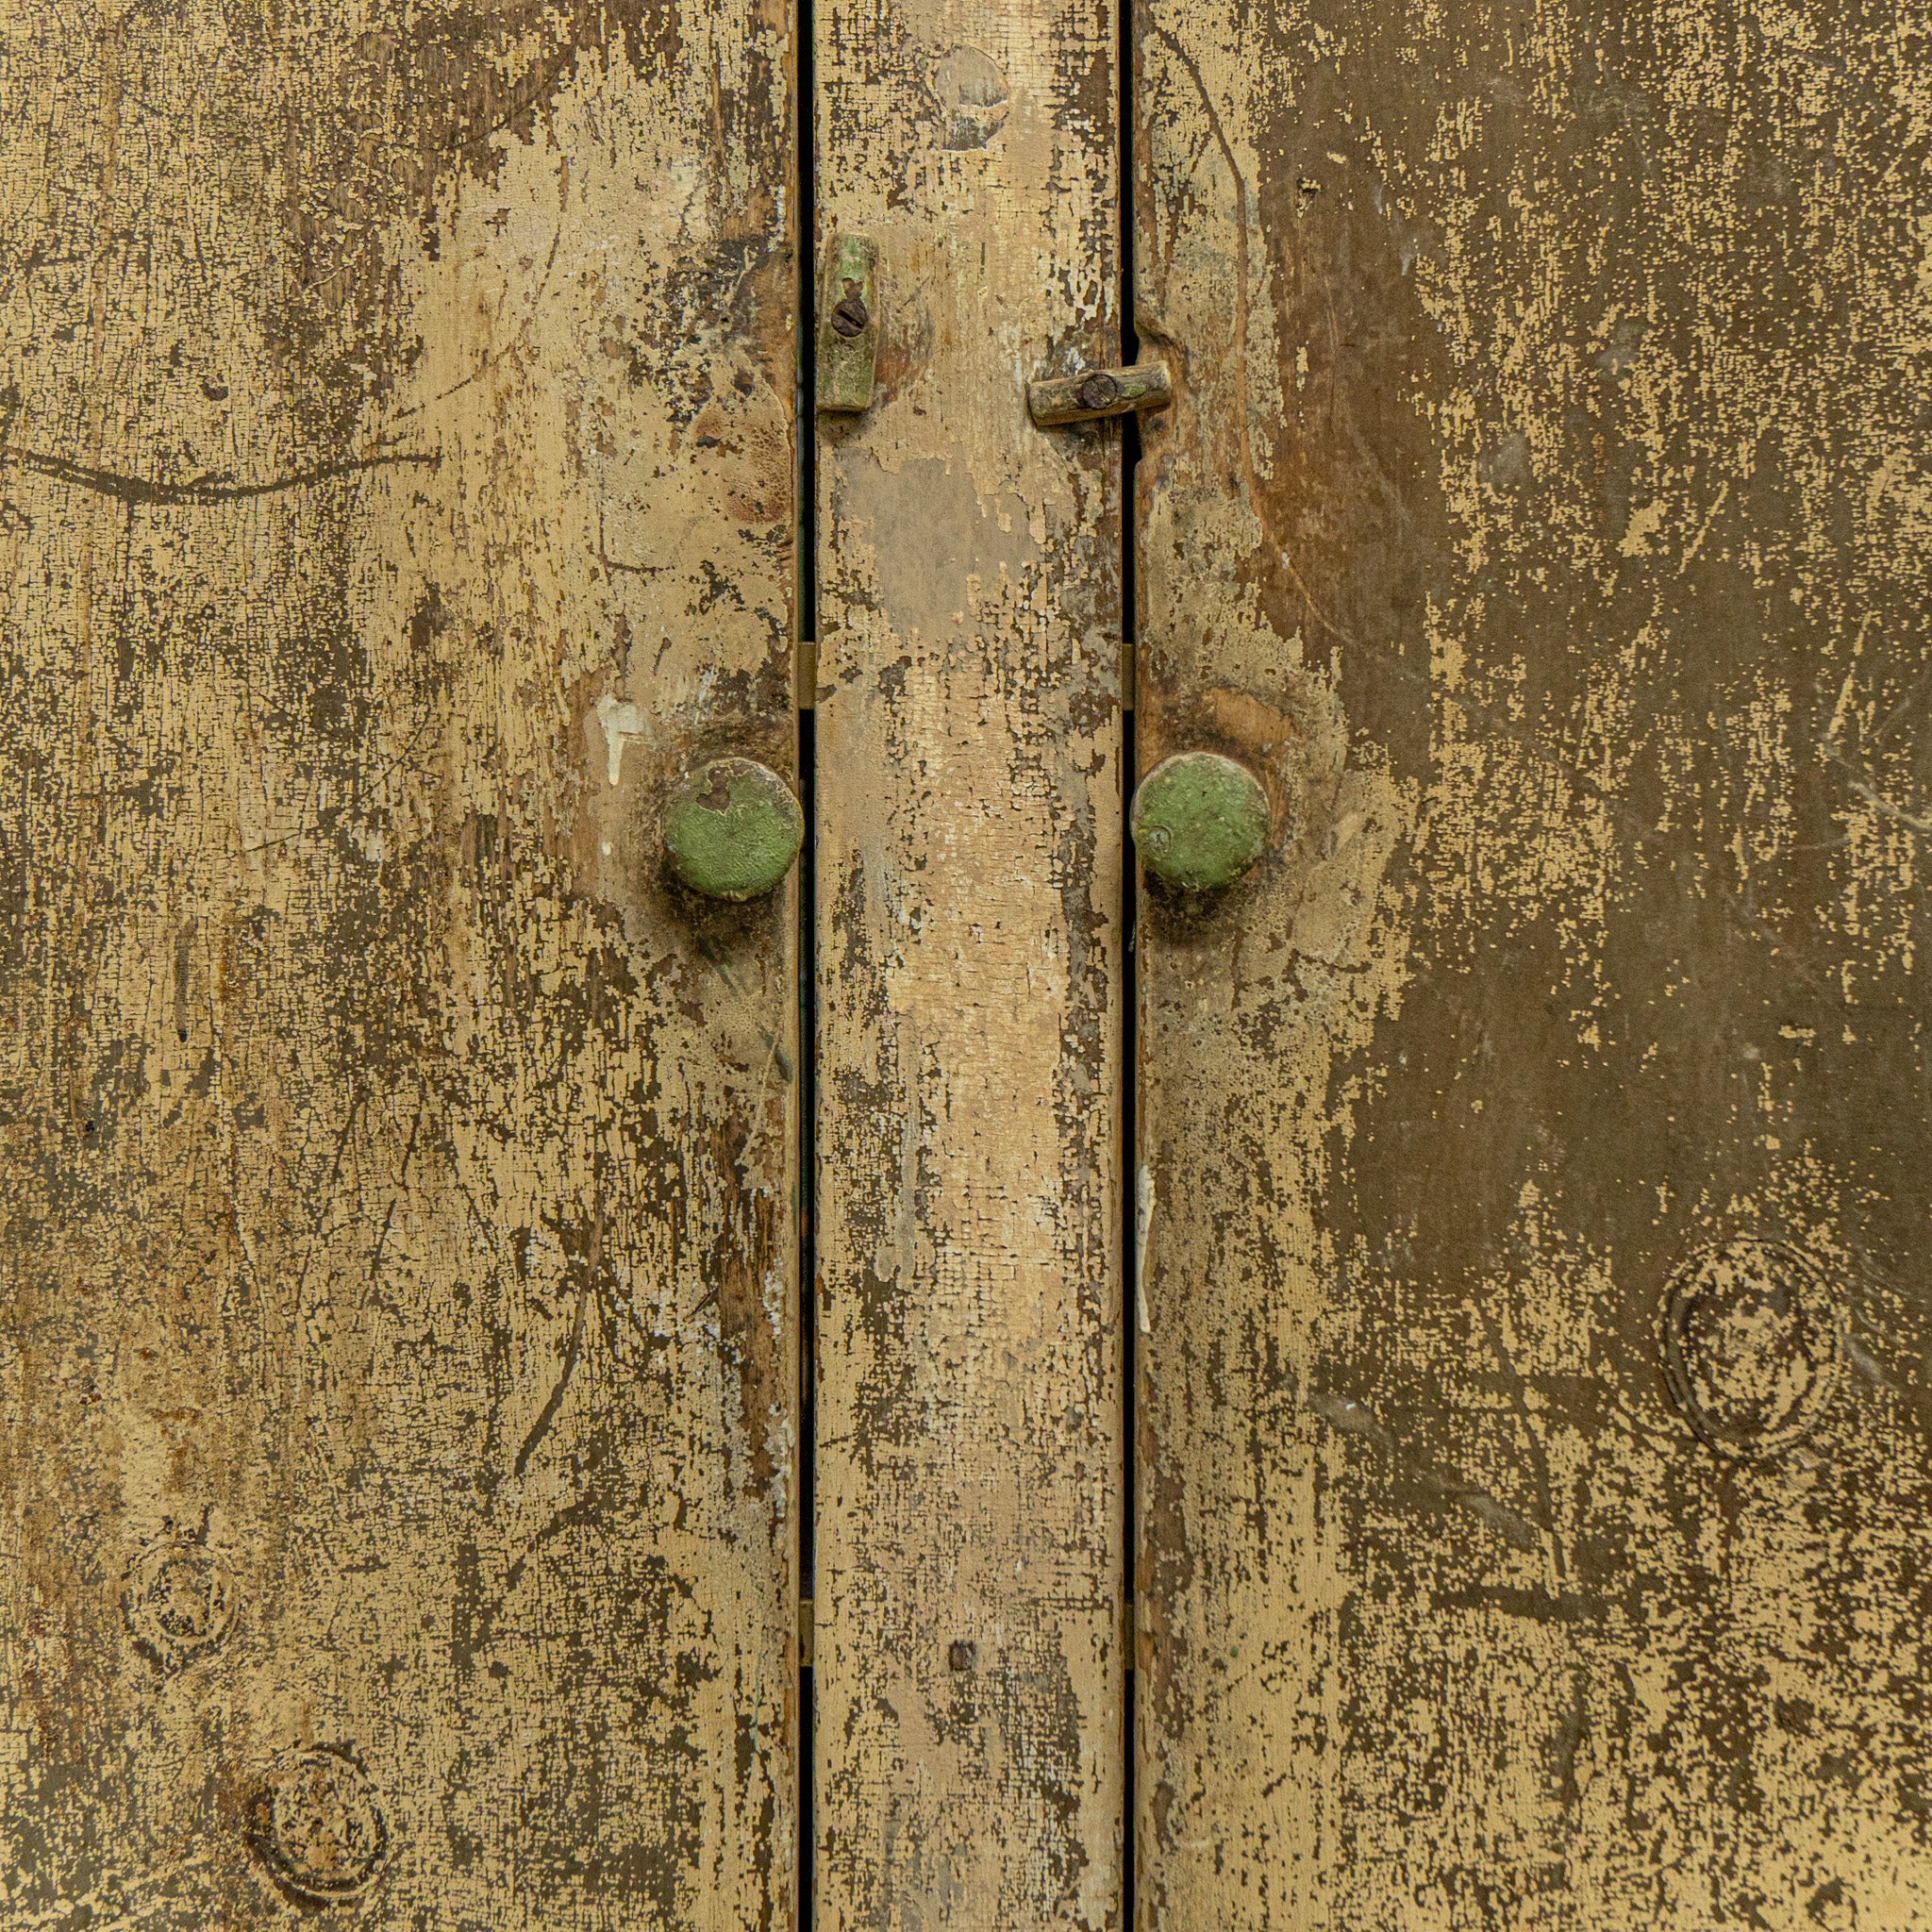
[125,1538,238,1672]
[930,45,1010,149]
[253,1748,391,1904]
[1659,1237,1844,1457]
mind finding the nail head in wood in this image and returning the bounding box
[1027,359,1172,425]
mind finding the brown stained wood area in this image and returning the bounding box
[0,4,798,1928]
[812,0,1124,1924]
[1135,0,1932,1926]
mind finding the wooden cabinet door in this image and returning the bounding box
[0,8,798,1928]
[1134,3,1932,1926]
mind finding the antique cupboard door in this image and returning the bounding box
[0,7,798,1929]
[812,0,1125,1924]
[1135,2,1932,1927]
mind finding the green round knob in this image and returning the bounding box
[662,757,804,901]
[1130,750,1272,891]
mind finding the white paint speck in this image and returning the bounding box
[1135,1165,1154,1335]
[594,691,648,786]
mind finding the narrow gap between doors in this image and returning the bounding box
[796,3,818,1923]
[1118,0,1141,1922]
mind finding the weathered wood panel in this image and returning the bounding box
[0,5,798,1927]
[1135,1,1932,1925]
[813,2,1125,1923]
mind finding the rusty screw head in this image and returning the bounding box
[830,284,870,338]
[1076,371,1123,411]
[253,1748,390,1904]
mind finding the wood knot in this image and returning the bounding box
[1659,1237,1844,1457]
[124,1536,238,1673]
[252,1747,391,1904]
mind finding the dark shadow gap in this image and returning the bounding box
[1118,0,1141,1922]
[796,1,818,1924]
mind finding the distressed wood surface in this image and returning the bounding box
[1135,1,1932,1926]
[0,4,798,1927]
[813,0,1124,1923]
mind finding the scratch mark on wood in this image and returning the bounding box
[0,444,441,505]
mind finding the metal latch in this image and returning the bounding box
[817,236,879,414]
[1027,360,1172,425]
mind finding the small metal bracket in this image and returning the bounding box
[1027,359,1172,426]
[817,235,879,414]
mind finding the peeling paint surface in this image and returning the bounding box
[812,0,1125,1920]
[1135,1,1932,1925]
[0,3,798,1927]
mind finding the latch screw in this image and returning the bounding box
[818,234,880,412]
[1028,358,1172,425]
[830,288,870,338]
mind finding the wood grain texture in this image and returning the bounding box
[812,2,1124,1924]
[0,4,798,1927]
[1134,1,1932,1925]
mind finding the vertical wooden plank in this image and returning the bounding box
[813,0,1125,1923]
[0,5,798,1928]
[1136,0,1932,1925]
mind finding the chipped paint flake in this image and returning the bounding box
[594,692,649,787]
